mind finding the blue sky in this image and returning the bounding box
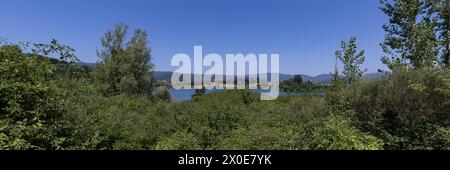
[0,0,388,75]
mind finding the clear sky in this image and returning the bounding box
[0,0,388,75]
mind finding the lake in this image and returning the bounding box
[170,89,324,102]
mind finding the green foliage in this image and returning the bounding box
[325,76,352,114]
[0,40,76,149]
[32,39,78,62]
[0,36,334,150]
[216,95,327,150]
[155,131,202,150]
[280,76,329,92]
[62,93,177,150]
[380,0,440,68]
[1,2,448,151]
[309,116,384,150]
[428,125,450,149]
[2,39,448,150]
[0,120,32,149]
[425,0,450,67]
[240,90,255,105]
[293,75,303,84]
[218,123,301,150]
[335,36,366,85]
[334,67,450,149]
[151,91,326,150]
[94,23,153,96]
[153,86,172,103]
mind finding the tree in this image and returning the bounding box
[425,0,450,67]
[0,40,77,149]
[380,0,439,69]
[293,75,303,84]
[332,55,340,83]
[335,37,366,85]
[95,23,153,96]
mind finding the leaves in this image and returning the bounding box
[380,0,440,69]
[335,36,366,85]
[94,23,153,96]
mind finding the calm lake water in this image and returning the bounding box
[170,89,324,102]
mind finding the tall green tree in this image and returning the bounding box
[95,23,153,96]
[380,0,439,69]
[425,0,450,67]
[335,37,366,85]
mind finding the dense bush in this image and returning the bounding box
[155,131,202,150]
[0,44,72,149]
[153,86,171,103]
[329,67,450,149]
[309,115,383,150]
[58,87,331,150]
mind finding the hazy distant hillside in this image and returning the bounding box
[153,72,385,84]
[153,71,173,81]
[77,62,384,84]
[77,62,96,68]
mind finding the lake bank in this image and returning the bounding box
[170,89,325,102]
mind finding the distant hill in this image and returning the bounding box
[76,62,384,84]
[279,73,331,84]
[153,72,385,84]
[153,71,173,81]
[77,62,96,68]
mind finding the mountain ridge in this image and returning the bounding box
[77,62,384,84]
[153,71,385,84]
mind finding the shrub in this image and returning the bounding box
[153,86,171,103]
[338,67,450,149]
[218,122,304,150]
[0,44,71,149]
[155,131,202,150]
[309,116,383,150]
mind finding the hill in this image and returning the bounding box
[76,62,384,84]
